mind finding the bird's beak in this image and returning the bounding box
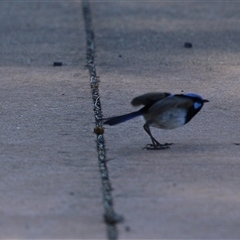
[203,99,209,103]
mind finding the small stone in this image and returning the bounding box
[125,226,131,232]
[53,62,63,66]
[184,42,193,48]
[94,127,104,134]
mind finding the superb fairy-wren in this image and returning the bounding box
[103,92,209,150]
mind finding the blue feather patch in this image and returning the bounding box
[193,102,202,109]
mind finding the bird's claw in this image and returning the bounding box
[143,142,174,150]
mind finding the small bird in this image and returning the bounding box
[103,92,209,150]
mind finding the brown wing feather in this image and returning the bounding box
[131,92,171,107]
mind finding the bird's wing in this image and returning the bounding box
[131,92,171,107]
[148,95,193,117]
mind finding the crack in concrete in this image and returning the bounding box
[82,1,124,239]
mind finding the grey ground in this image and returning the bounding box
[1,1,240,239]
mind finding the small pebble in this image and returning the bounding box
[94,127,104,135]
[125,226,131,232]
[53,62,63,66]
[184,42,193,48]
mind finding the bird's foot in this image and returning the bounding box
[143,142,174,150]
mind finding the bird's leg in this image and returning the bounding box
[143,123,173,150]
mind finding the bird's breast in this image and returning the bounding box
[144,108,187,129]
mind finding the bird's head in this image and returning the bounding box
[183,93,209,109]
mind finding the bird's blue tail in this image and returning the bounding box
[103,110,143,126]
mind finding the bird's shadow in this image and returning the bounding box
[106,141,240,162]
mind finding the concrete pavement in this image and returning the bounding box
[92,1,240,239]
[1,1,240,239]
[0,2,105,239]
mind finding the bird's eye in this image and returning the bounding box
[193,102,202,109]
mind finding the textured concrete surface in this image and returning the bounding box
[1,1,240,239]
[0,2,105,239]
[92,2,240,239]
